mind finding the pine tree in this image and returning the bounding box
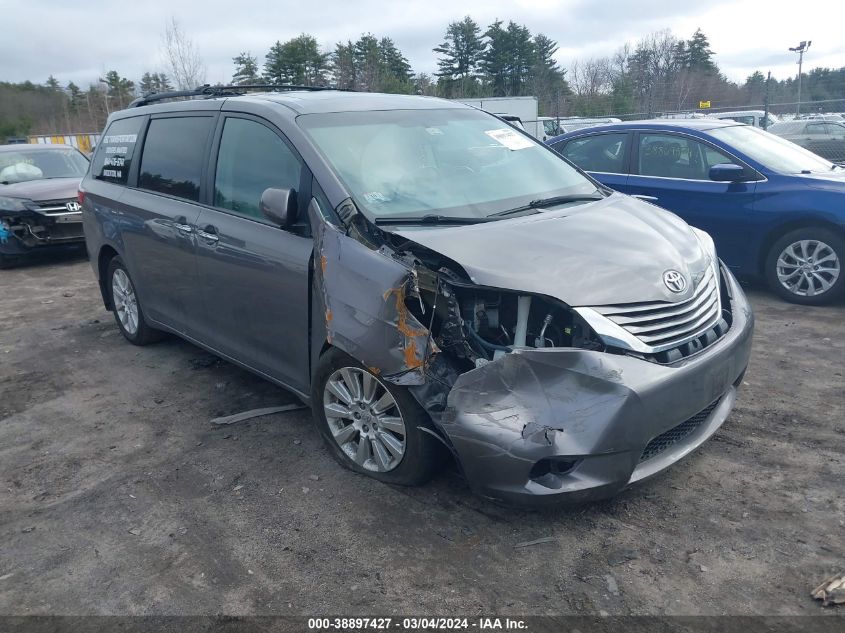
[66,81,84,112]
[505,22,535,96]
[264,41,287,84]
[102,70,135,109]
[232,52,260,85]
[354,34,382,92]
[433,16,485,97]
[378,37,413,93]
[530,34,569,115]
[482,20,510,96]
[332,41,357,90]
[685,29,717,74]
[263,35,328,86]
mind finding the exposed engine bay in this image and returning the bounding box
[396,241,604,373]
[312,200,607,396]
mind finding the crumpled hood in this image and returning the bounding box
[0,177,81,202]
[391,193,710,306]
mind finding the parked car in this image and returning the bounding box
[556,116,622,133]
[0,144,90,267]
[707,110,779,129]
[796,113,844,121]
[548,119,845,304]
[768,119,845,165]
[81,89,753,506]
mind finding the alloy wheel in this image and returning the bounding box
[112,268,139,335]
[322,367,406,472]
[776,239,840,298]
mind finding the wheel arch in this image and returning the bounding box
[97,244,120,310]
[757,217,845,277]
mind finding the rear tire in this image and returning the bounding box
[765,227,845,305]
[311,348,443,486]
[106,256,165,345]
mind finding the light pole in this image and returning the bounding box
[98,78,111,115]
[788,40,811,116]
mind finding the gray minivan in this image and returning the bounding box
[81,87,753,506]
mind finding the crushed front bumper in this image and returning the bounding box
[439,267,754,507]
[0,204,85,256]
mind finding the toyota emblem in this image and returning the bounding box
[663,270,687,293]
[66,201,81,212]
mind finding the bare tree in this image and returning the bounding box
[161,17,206,90]
[570,57,611,99]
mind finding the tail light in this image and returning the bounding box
[77,189,85,205]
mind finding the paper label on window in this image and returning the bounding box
[363,191,388,203]
[485,128,534,150]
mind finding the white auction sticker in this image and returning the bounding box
[484,128,534,150]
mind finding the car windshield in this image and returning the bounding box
[709,125,835,174]
[298,108,599,219]
[0,148,89,184]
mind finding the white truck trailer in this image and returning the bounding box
[454,97,558,140]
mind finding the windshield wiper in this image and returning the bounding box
[488,193,604,218]
[374,214,493,226]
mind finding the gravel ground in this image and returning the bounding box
[0,252,843,616]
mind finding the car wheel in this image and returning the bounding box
[106,256,164,345]
[765,227,845,305]
[311,348,443,486]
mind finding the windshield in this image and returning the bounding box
[0,148,89,184]
[709,125,834,174]
[298,108,599,219]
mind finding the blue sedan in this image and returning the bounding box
[547,120,845,304]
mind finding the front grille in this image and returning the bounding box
[593,266,721,351]
[34,199,78,216]
[639,397,721,463]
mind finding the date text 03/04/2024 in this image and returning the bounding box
[307,617,528,630]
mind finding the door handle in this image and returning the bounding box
[632,194,659,202]
[173,216,193,235]
[196,225,219,244]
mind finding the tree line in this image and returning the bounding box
[3,16,845,139]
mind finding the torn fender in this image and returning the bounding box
[309,204,436,384]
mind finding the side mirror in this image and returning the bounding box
[260,187,298,226]
[709,163,746,182]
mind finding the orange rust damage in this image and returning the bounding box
[320,255,327,274]
[383,283,434,370]
[325,308,333,343]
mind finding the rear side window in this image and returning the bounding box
[92,117,144,184]
[214,118,302,218]
[139,117,213,202]
[560,133,628,173]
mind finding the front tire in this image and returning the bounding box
[106,256,164,345]
[765,227,844,305]
[311,348,443,486]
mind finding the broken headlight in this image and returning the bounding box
[434,283,603,367]
[0,196,29,213]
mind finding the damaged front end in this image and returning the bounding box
[0,196,85,256]
[310,199,754,506]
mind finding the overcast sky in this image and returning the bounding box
[3,0,843,88]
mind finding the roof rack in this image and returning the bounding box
[128,83,340,108]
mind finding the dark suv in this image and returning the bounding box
[81,87,753,506]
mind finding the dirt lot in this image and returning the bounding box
[0,252,843,616]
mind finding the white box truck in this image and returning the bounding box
[454,97,553,140]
